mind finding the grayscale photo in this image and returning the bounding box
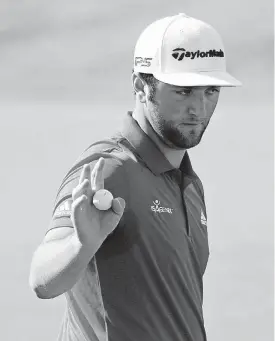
[0,1,273,341]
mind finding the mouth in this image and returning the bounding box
[180,122,202,126]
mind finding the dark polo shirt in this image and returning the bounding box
[48,112,210,341]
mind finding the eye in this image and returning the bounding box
[175,88,192,96]
[206,87,220,95]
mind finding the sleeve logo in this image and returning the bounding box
[53,199,72,218]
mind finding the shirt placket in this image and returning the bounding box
[167,169,192,239]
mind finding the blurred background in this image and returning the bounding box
[0,1,273,340]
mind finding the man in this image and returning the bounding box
[29,13,241,341]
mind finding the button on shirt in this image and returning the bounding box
[48,111,210,341]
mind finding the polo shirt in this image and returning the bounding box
[48,111,210,341]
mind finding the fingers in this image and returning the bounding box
[79,164,90,185]
[91,158,105,193]
[72,179,91,201]
[71,194,88,227]
[111,197,126,215]
[75,158,105,201]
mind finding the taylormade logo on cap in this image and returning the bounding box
[133,13,241,87]
[172,48,224,61]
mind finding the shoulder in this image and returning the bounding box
[47,137,130,234]
[48,138,128,231]
[53,136,129,212]
[70,136,125,174]
[190,171,205,205]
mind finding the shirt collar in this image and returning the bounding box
[119,111,196,178]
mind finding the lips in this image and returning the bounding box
[181,122,202,125]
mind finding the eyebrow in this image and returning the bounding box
[170,85,219,90]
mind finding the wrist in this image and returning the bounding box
[71,232,101,259]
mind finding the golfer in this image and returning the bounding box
[29,13,241,341]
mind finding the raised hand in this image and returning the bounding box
[71,157,125,249]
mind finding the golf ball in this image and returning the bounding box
[93,189,113,211]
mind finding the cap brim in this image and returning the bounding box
[153,71,242,87]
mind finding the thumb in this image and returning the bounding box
[111,197,126,215]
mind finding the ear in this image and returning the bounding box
[132,73,146,103]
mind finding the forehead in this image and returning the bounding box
[158,82,217,91]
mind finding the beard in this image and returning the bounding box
[149,107,210,150]
[162,121,208,149]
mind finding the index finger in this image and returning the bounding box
[91,157,105,192]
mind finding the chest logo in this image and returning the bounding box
[151,200,173,214]
[201,210,207,226]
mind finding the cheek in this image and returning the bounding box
[155,93,182,118]
[205,97,219,117]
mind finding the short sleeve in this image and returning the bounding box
[193,177,205,203]
[46,146,128,235]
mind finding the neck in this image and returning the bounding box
[132,106,186,169]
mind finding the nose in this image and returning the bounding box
[188,93,206,118]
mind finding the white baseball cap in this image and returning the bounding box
[134,13,241,87]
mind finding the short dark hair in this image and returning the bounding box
[138,72,157,87]
[133,71,159,101]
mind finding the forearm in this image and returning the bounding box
[29,233,99,299]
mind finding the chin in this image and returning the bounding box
[169,133,203,149]
[160,125,205,150]
[175,141,200,149]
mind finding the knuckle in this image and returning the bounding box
[82,179,90,187]
[72,195,80,206]
[72,197,83,212]
[72,180,90,200]
[72,188,80,200]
